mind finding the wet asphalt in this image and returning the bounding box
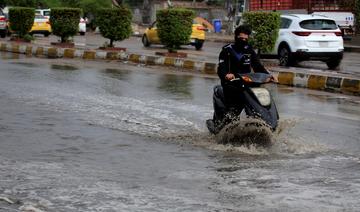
[0,54,359,211]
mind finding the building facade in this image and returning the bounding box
[249,0,355,13]
[130,0,226,24]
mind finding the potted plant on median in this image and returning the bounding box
[96,6,132,51]
[50,8,81,48]
[156,8,195,57]
[8,7,35,42]
[242,11,281,55]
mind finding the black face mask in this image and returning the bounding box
[235,37,248,49]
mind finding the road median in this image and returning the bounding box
[0,41,359,96]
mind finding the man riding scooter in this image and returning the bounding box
[207,25,276,134]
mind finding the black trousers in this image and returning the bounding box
[213,85,245,124]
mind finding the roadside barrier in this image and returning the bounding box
[0,42,359,96]
[273,70,360,95]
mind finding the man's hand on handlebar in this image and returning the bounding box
[265,75,278,83]
[225,73,235,81]
[270,75,278,83]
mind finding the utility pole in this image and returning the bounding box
[167,0,173,8]
[232,0,247,32]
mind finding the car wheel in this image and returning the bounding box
[278,45,294,67]
[0,32,5,38]
[326,59,341,70]
[194,39,203,50]
[80,32,85,36]
[142,35,150,47]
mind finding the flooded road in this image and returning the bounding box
[0,55,360,211]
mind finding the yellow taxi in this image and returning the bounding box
[30,14,51,37]
[142,21,206,50]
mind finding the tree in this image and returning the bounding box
[338,0,355,10]
[80,0,111,17]
[243,12,281,54]
[59,0,80,8]
[36,0,63,8]
[8,7,35,38]
[50,8,81,43]
[97,7,132,47]
[0,0,6,8]
[156,8,195,52]
[6,0,36,7]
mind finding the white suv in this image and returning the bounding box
[271,14,344,69]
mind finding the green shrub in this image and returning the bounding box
[243,12,281,54]
[8,7,35,38]
[6,0,36,7]
[97,7,132,47]
[23,34,35,42]
[79,0,112,18]
[156,8,195,52]
[50,8,81,43]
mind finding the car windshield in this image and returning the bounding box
[43,11,50,17]
[300,19,337,30]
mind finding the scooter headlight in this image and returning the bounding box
[251,88,271,107]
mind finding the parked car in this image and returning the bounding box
[312,12,355,40]
[0,10,7,38]
[35,9,50,19]
[142,21,206,50]
[269,14,344,69]
[30,14,51,37]
[36,9,87,36]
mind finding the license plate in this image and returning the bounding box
[319,42,328,47]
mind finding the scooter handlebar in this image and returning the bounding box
[230,74,277,84]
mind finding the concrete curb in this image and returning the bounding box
[1,42,359,96]
[0,42,218,75]
[270,69,360,95]
[344,46,360,53]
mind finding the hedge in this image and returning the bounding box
[242,12,281,54]
[50,8,81,43]
[156,8,195,52]
[97,7,132,47]
[6,0,36,7]
[8,7,35,38]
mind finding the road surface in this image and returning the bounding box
[0,54,359,211]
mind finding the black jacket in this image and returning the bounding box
[217,43,269,86]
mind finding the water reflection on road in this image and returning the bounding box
[0,56,359,211]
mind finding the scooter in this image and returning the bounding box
[206,72,279,135]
